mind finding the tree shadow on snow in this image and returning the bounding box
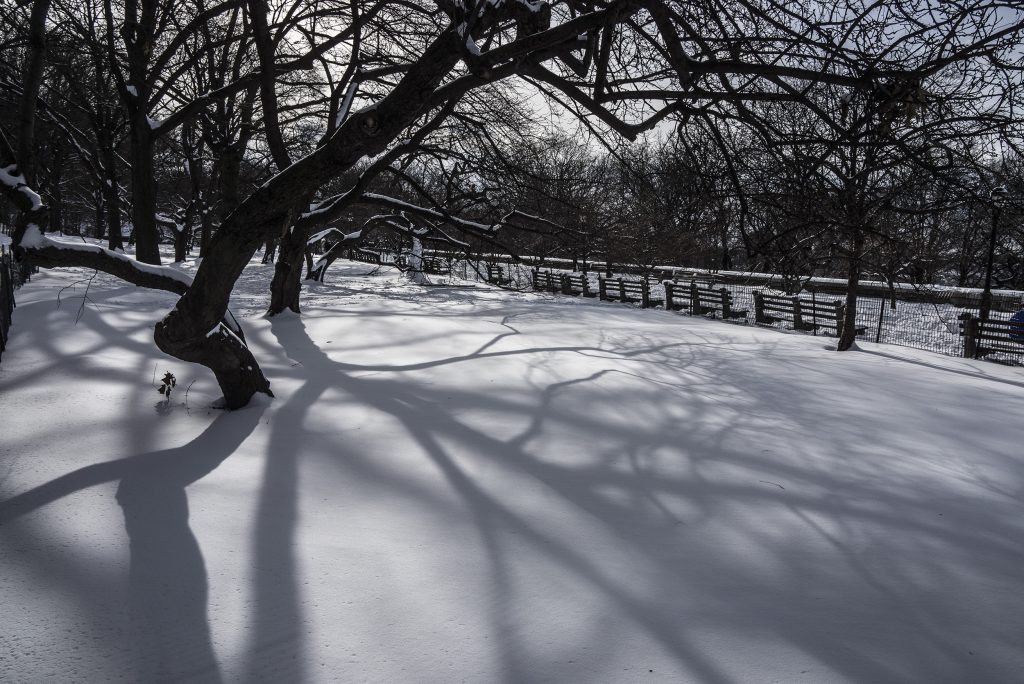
[0,403,264,683]
[266,310,1024,684]
[267,314,733,683]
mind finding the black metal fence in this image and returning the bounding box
[1,246,35,363]
[339,249,1024,366]
[521,266,1024,366]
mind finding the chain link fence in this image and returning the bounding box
[515,263,1024,366]
[344,249,1024,366]
[1,245,37,363]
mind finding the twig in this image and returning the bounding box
[184,379,195,414]
[74,270,98,324]
[56,277,95,308]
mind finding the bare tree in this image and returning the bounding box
[4,0,1023,406]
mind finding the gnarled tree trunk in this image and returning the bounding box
[267,210,312,315]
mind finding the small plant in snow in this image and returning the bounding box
[158,371,176,400]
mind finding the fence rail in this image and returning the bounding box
[520,265,1024,367]
[337,249,1024,367]
[1,246,36,363]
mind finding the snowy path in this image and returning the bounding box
[1,260,1023,683]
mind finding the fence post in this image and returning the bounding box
[598,276,607,301]
[0,253,10,359]
[618,278,626,302]
[641,279,650,308]
[690,280,699,313]
[664,281,674,310]
[753,291,765,324]
[962,315,979,358]
[720,288,731,318]
[875,296,886,343]
[792,296,804,330]
[560,274,571,296]
[581,275,590,297]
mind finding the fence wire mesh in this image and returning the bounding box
[1,245,37,362]
[508,263,1024,367]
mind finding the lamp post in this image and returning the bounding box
[980,185,1007,321]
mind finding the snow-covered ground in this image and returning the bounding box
[1,257,1023,683]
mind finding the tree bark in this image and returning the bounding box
[101,140,124,251]
[128,114,161,264]
[121,0,161,264]
[17,0,52,187]
[94,189,106,239]
[837,224,864,352]
[267,220,309,315]
[407,236,429,285]
[173,211,191,263]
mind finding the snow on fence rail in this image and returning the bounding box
[0,245,36,363]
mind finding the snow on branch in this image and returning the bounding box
[0,163,43,212]
[18,225,192,294]
[359,192,498,234]
[307,227,362,245]
[0,132,191,294]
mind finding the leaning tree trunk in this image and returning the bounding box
[837,225,865,352]
[155,30,462,407]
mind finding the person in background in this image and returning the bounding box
[1011,302,1024,341]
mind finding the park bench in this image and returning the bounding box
[346,248,383,265]
[422,256,450,275]
[532,269,596,297]
[664,280,746,319]
[669,270,719,287]
[752,292,866,336]
[486,263,510,285]
[532,269,562,293]
[960,315,1024,359]
[598,276,661,308]
[561,272,594,297]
